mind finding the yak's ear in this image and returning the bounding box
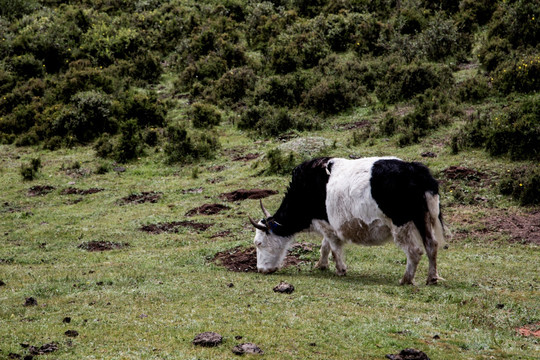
[260,199,271,218]
[249,216,268,232]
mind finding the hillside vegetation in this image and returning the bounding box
[0,0,539,359]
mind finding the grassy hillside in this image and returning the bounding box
[1,0,539,359]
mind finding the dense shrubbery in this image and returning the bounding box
[453,97,540,161]
[499,167,540,206]
[0,0,537,171]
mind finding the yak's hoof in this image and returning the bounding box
[336,269,347,276]
[314,262,329,271]
[400,278,415,285]
[426,275,445,285]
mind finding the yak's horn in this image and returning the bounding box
[260,199,271,218]
[249,216,268,232]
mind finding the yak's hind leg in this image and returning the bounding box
[424,193,445,285]
[315,237,331,271]
[393,223,423,285]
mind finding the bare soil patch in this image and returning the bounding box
[517,322,540,337]
[219,189,278,202]
[117,191,162,205]
[78,241,130,252]
[336,119,370,130]
[441,166,489,183]
[212,243,317,272]
[210,230,232,238]
[27,185,55,197]
[140,221,212,234]
[60,187,104,195]
[448,207,540,245]
[182,187,203,194]
[273,281,295,294]
[186,203,230,216]
[232,153,260,162]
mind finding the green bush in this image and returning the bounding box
[114,119,143,163]
[375,63,453,104]
[53,90,114,142]
[238,103,314,137]
[94,133,114,158]
[304,76,369,114]
[164,125,220,164]
[8,54,44,79]
[456,77,491,103]
[264,148,298,176]
[190,102,222,129]
[492,55,540,94]
[118,90,166,128]
[269,29,330,73]
[213,67,256,104]
[253,73,308,108]
[488,0,539,50]
[499,167,540,206]
[20,157,41,181]
[477,37,511,72]
[418,16,470,61]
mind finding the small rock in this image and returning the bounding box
[8,353,21,359]
[232,343,264,355]
[63,317,71,323]
[113,166,126,173]
[386,348,430,360]
[227,283,235,288]
[193,332,223,347]
[0,280,6,286]
[65,330,79,337]
[235,335,243,340]
[24,297,37,307]
[496,303,505,309]
[421,151,437,158]
[273,281,294,294]
[432,334,440,340]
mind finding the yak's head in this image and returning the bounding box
[249,200,293,274]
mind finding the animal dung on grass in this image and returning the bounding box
[232,343,264,355]
[27,185,55,197]
[140,221,212,234]
[78,241,129,252]
[60,187,104,195]
[273,281,295,294]
[117,191,162,205]
[185,203,230,216]
[385,348,430,360]
[193,332,223,347]
[24,297,38,307]
[64,330,79,337]
[219,189,278,202]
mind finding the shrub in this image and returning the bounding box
[190,102,222,129]
[94,133,114,158]
[304,76,369,114]
[253,73,308,108]
[418,17,470,61]
[396,8,427,35]
[499,167,540,206]
[177,55,228,91]
[375,63,453,104]
[492,55,540,95]
[456,77,491,103]
[119,90,165,128]
[164,125,220,164]
[264,148,298,176]
[114,119,143,163]
[488,0,539,50]
[238,103,314,137]
[213,67,256,104]
[20,157,41,181]
[477,37,511,72]
[8,54,44,79]
[53,90,114,142]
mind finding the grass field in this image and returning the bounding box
[1,108,539,359]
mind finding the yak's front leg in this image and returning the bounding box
[327,237,347,276]
[393,223,423,285]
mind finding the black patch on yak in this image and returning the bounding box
[270,157,332,237]
[370,159,439,242]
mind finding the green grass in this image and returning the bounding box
[1,110,539,359]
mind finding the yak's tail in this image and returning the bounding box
[425,192,447,249]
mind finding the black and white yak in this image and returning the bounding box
[249,157,446,285]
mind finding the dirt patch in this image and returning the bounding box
[337,119,370,130]
[219,189,278,202]
[517,322,540,337]
[212,243,316,272]
[448,207,540,245]
[182,187,203,194]
[140,221,212,234]
[117,191,162,205]
[210,230,232,238]
[186,203,230,216]
[24,297,38,307]
[60,187,104,195]
[386,348,430,360]
[29,342,59,356]
[442,166,488,183]
[232,153,260,162]
[78,241,130,252]
[27,185,55,197]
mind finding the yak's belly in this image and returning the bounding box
[338,219,392,245]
